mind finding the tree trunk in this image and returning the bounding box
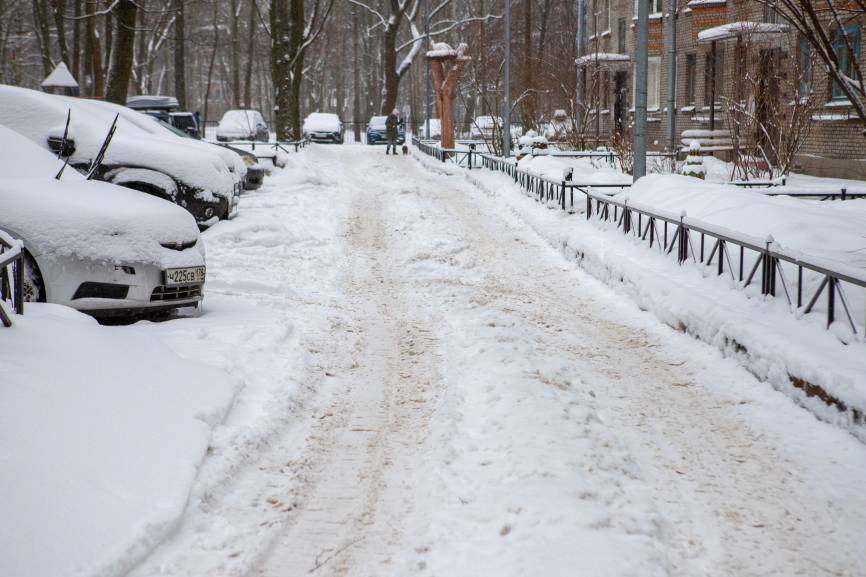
[203,1,220,128]
[352,5,361,141]
[72,0,81,82]
[174,0,187,109]
[271,0,293,139]
[105,0,138,104]
[380,22,399,115]
[52,0,70,66]
[31,0,53,76]
[244,0,257,108]
[231,0,241,108]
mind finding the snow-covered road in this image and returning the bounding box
[131,145,866,577]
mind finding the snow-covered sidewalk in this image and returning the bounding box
[4,144,866,577]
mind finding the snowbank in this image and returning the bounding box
[0,304,240,577]
[517,154,631,184]
[622,174,866,272]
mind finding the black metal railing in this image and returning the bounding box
[0,230,25,327]
[475,151,631,211]
[212,138,309,154]
[585,192,866,336]
[414,139,866,339]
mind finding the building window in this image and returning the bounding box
[799,35,813,98]
[831,26,862,101]
[704,47,724,106]
[763,2,779,24]
[635,56,662,110]
[634,0,664,17]
[617,18,627,53]
[685,53,696,105]
[595,0,610,33]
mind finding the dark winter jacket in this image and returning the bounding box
[385,114,399,140]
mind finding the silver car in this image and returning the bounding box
[0,125,205,319]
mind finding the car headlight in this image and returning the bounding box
[242,155,257,167]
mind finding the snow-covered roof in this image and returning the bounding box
[575,52,630,67]
[40,62,78,88]
[687,0,727,7]
[698,22,787,43]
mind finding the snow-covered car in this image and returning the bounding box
[303,112,344,144]
[216,109,269,142]
[0,84,237,228]
[126,95,201,139]
[418,118,441,139]
[366,115,405,145]
[0,125,205,318]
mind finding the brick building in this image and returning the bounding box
[577,0,866,179]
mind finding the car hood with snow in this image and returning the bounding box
[0,125,202,269]
[0,85,235,203]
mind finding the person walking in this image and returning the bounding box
[385,109,399,155]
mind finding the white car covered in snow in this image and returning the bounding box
[0,84,237,228]
[0,125,206,318]
[303,112,344,144]
[216,109,269,142]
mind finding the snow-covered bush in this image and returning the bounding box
[681,140,706,180]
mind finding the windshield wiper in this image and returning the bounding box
[86,113,119,180]
[54,109,72,180]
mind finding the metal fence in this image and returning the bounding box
[0,230,25,327]
[413,140,866,339]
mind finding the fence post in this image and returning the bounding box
[841,187,847,201]
[761,235,776,296]
[586,193,592,219]
[14,257,23,315]
[827,277,836,327]
[623,199,631,234]
[469,143,476,170]
[677,211,688,264]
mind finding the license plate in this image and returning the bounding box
[165,266,206,286]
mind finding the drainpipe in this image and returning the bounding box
[666,0,677,152]
[634,0,649,180]
[576,0,585,134]
[709,40,717,132]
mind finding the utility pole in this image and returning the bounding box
[503,0,511,157]
[576,0,585,134]
[633,0,649,180]
[666,0,677,153]
[424,0,431,139]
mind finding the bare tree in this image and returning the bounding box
[271,0,334,139]
[770,0,866,136]
[105,0,138,104]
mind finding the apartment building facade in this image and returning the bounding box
[577,0,866,178]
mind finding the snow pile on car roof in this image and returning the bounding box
[0,303,240,577]
[303,112,340,131]
[0,85,235,201]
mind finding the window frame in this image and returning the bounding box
[685,53,697,106]
[831,25,862,101]
[798,34,813,98]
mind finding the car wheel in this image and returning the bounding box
[20,252,46,303]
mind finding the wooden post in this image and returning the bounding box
[427,43,471,151]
